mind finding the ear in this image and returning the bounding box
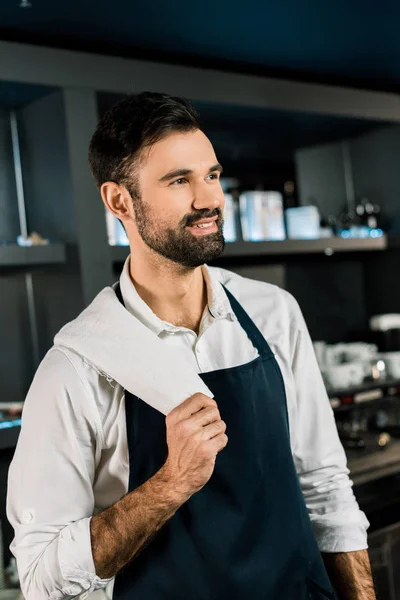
[100,182,135,221]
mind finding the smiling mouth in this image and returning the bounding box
[187,214,219,228]
[186,219,219,236]
[191,222,216,229]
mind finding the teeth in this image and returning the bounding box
[195,222,213,228]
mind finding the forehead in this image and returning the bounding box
[141,129,218,175]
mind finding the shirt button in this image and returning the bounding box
[22,510,33,523]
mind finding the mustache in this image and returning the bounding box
[184,209,222,228]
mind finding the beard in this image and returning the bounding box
[133,199,225,268]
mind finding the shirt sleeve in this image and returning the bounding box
[6,348,113,600]
[284,291,370,553]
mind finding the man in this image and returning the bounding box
[7,92,375,599]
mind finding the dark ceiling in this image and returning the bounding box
[0,0,399,92]
[1,1,396,181]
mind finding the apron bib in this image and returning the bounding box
[113,284,335,599]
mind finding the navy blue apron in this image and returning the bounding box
[113,283,335,599]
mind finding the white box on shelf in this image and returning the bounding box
[285,205,321,240]
[239,191,285,242]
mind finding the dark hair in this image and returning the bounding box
[88,91,200,196]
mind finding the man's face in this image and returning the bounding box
[132,129,225,268]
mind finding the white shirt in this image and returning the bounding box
[7,259,369,600]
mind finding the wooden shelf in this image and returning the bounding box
[0,244,66,267]
[220,235,387,258]
[328,377,400,400]
[111,236,387,263]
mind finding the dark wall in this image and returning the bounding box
[286,255,367,343]
[0,109,19,241]
[363,248,400,318]
[19,91,76,243]
[295,141,347,218]
[351,126,400,229]
[32,249,84,359]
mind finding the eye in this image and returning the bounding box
[170,178,187,186]
[207,173,220,180]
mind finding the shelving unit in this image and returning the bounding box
[0,44,399,392]
[111,235,388,264]
[0,244,66,267]
[328,376,400,402]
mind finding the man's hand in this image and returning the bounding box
[161,393,228,500]
[322,550,376,599]
[90,393,227,580]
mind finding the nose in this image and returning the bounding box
[192,181,222,212]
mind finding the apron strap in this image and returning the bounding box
[115,282,124,306]
[221,284,274,360]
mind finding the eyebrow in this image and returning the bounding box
[158,163,223,183]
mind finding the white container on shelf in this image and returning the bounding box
[379,352,400,379]
[370,314,400,332]
[324,362,365,389]
[222,194,237,242]
[239,191,285,242]
[285,205,321,240]
[105,211,129,246]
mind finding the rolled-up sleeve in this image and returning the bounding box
[6,348,112,599]
[285,292,369,553]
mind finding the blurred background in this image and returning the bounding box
[1,1,400,597]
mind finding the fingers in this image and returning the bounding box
[201,419,227,441]
[191,406,221,428]
[169,393,217,422]
[208,432,228,454]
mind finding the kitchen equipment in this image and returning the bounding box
[285,205,320,240]
[239,191,285,242]
[324,361,365,389]
[379,352,400,379]
[324,342,378,368]
[339,431,366,450]
[365,359,387,382]
[368,316,400,352]
[355,198,382,229]
[222,194,237,242]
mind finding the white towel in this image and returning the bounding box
[54,285,213,416]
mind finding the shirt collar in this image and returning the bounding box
[119,257,236,337]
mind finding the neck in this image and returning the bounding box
[129,248,207,334]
